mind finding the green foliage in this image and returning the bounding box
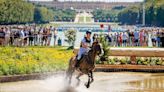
[117,0,164,26]
[99,34,110,61]
[0,0,34,24]
[34,6,54,23]
[53,9,76,22]
[118,6,139,25]
[0,0,55,24]
[64,29,77,48]
[93,9,120,22]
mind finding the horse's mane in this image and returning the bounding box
[83,48,96,65]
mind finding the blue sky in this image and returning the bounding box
[30,0,144,2]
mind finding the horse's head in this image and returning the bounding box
[91,41,103,55]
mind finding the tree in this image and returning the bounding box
[64,29,77,49]
[0,0,34,24]
[118,6,139,25]
[99,34,110,61]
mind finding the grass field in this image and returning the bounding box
[0,46,74,76]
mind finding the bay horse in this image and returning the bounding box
[66,41,103,88]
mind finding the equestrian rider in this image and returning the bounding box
[75,31,92,68]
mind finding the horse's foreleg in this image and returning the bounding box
[90,71,94,84]
[76,73,83,86]
[85,73,91,88]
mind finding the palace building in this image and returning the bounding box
[30,0,140,10]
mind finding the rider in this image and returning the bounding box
[75,30,92,68]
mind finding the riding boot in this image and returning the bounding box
[75,60,80,68]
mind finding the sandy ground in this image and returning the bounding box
[0,72,164,92]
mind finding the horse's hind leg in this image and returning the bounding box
[76,73,83,86]
[66,66,74,84]
[66,58,75,84]
[68,69,74,84]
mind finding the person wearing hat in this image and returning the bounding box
[75,30,92,68]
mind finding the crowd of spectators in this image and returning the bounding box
[93,28,164,47]
[0,25,58,47]
[0,25,164,48]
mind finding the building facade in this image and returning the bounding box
[31,0,140,10]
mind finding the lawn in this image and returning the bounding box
[0,46,74,76]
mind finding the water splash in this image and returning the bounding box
[1,72,164,92]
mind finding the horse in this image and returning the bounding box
[66,41,103,88]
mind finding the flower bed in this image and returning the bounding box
[0,47,73,76]
[96,57,164,66]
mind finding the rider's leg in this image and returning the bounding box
[75,48,87,67]
[75,51,82,67]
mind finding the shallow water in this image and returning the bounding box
[0,72,164,92]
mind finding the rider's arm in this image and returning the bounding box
[81,42,88,48]
[81,38,88,48]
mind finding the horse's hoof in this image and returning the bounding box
[84,83,90,88]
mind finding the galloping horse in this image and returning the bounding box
[66,41,103,88]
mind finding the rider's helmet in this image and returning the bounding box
[86,30,92,34]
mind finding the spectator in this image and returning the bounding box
[139,29,144,46]
[93,33,97,42]
[0,27,5,46]
[9,28,14,46]
[47,29,52,46]
[161,31,164,47]
[54,28,58,46]
[148,30,153,47]
[4,27,10,46]
[143,30,148,46]
[33,26,38,46]
[118,32,122,47]
[122,32,128,47]
[113,33,117,47]
[42,28,47,46]
[134,31,139,46]
[24,27,29,46]
[19,27,25,47]
[38,27,43,46]
[29,28,33,46]
[13,29,20,47]
[127,30,133,46]
[156,29,161,47]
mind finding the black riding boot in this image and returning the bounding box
[75,60,80,68]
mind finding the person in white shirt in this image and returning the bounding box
[5,27,10,46]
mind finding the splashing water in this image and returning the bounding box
[1,72,164,92]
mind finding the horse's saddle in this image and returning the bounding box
[76,52,93,66]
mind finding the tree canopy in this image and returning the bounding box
[0,0,55,24]
[117,0,164,26]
